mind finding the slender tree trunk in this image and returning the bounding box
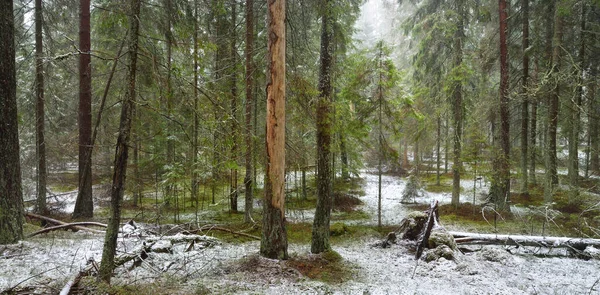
[73,0,93,219]
[244,0,255,223]
[520,0,529,195]
[436,115,441,185]
[529,59,539,185]
[545,3,563,202]
[165,0,174,206]
[491,0,511,211]
[230,2,239,213]
[451,0,464,208]
[99,0,141,282]
[192,0,200,223]
[444,115,449,173]
[261,0,288,260]
[340,132,349,180]
[568,4,586,187]
[312,0,334,254]
[0,0,23,245]
[35,0,47,215]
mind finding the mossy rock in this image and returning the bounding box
[322,249,343,262]
[428,228,457,251]
[423,245,454,262]
[330,222,348,237]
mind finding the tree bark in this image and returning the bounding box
[99,0,141,282]
[529,58,539,185]
[0,0,24,244]
[261,0,288,260]
[244,0,255,223]
[35,0,48,215]
[192,0,200,222]
[491,0,511,211]
[73,0,93,219]
[519,0,529,194]
[230,1,239,213]
[545,3,563,202]
[568,4,586,187]
[312,0,334,254]
[451,0,464,208]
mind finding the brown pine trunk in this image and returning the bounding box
[545,3,563,202]
[0,0,24,245]
[192,0,200,222]
[529,59,539,185]
[492,0,511,211]
[244,0,255,223]
[312,0,334,254]
[568,4,586,187]
[99,0,141,282]
[35,0,47,215]
[73,0,93,219]
[261,0,288,260]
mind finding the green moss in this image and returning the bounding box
[330,222,347,236]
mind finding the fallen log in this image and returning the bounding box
[415,201,439,260]
[27,222,108,238]
[450,231,600,249]
[25,212,105,234]
[190,225,260,241]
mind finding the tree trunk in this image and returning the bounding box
[436,115,441,185]
[490,0,511,211]
[230,1,239,213]
[568,4,586,187]
[192,0,200,223]
[519,0,529,195]
[529,59,539,185]
[35,0,48,215]
[165,0,174,207]
[261,0,288,260]
[451,0,464,208]
[545,3,563,202]
[73,0,93,219]
[340,132,349,180]
[99,0,141,282]
[312,0,333,254]
[0,0,23,245]
[244,0,255,223]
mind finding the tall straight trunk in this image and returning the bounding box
[133,103,141,207]
[451,0,464,208]
[73,0,93,219]
[520,0,529,194]
[230,2,239,213]
[377,45,383,228]
[0,0,24,244]
[192,0,200,222]
[35,0,47,214]
[261,0,288,260]
[243,0,255,223]
[491,0,511,211]
[436,115,441,185]
[312,0,334,254]
[545,4,563,202]
[529,66,538,185]
[444,115,449,173]
[165,0,174,205]
[99,0,141,282]
[568,4,586,186]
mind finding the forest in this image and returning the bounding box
[1,0,600,294]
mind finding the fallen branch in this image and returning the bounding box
[190,225,260,241]
[415,201,439,260]
[27,222,107,238]
[450,231,600,249]
[59,260,97,295]
[25,212,105,234]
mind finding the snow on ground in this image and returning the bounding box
[3,171,600,294]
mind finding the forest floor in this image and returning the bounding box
[2,171,600,294]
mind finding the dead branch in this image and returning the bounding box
[25,212,105,234]
[189,225,261,241]
[27,222,107,238]
[415,201,439,260]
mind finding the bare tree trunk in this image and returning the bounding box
[73,0,93,219]
[519,0,529,195]
[35,0,47,215]
[312,0,333,254]
[451,0,464,208]
[436,115,441,185]
[545,3,563,202]
[261,0,288,260]
[0,0,24,244]
[244,0,255,223]
[491,0,511,211]
[192,0,200,223]
[99,0,141,282]
[230,2,239,213]
[568,4,586,187]
[529,59,539,185]
[165,0,174,207]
